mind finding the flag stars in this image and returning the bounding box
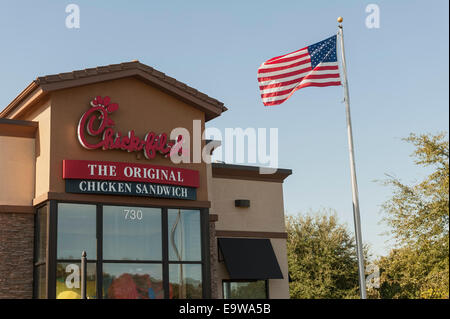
[308,35,338,69]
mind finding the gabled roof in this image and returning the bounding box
[0,60,227,121]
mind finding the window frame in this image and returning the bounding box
[40,200,210,299]
[33,202,49,299]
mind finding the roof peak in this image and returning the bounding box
[2,61,227,121]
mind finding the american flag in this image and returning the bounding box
[258,35,341,106]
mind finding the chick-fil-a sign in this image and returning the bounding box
[77,96,182,159]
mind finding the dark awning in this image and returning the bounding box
[217,238,283,280]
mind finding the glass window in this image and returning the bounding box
[169,264,202,299]
[56,262,97,299]
[223,281,267,299]
[35,265,46,299]
[102,263,163,299]
[34,205,47,299]
[103,206,162,261]
[35,205,48,263]
[48,202,206,299]
[57,203,96,259]
[168,209,201,261]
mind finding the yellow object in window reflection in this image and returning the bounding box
[57,291,81,299]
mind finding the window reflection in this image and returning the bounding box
[168,209,201,261]
[57,203,96,259]
[34,205,47,299]
[56,262,96,299]
[169,264,202,299]
[223,281,267,299]
[36,205,47,263]
[103,206,162,261]
[103,263,163,299]
[35,265,46,299]
[52,203,205,299]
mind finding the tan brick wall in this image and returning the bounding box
[0,213,34,299]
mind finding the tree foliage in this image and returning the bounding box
[286,210,361,299]
[376,132,449,299]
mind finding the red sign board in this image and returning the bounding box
[63,160,199,188]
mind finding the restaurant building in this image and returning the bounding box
[0,61,291,299]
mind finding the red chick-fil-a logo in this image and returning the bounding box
[77,96,183,159]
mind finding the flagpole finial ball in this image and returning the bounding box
[337,17,343,23]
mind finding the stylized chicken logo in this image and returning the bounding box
[90,96,119,112]
[89,96,118,127]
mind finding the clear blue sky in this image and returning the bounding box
[0,0,448,257]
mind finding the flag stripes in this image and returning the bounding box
[258,35,341,106]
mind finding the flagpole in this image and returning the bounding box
[337,17,367,299]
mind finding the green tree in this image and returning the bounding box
[377,132,449,299]
[286,210,363,299]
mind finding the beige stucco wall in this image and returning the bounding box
[27,103,51,199]
[268,238,289,298]
[212,178,286,233]
[0,136,35,205]
[210,176,290,299]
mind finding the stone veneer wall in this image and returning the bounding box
[0,213,34,299]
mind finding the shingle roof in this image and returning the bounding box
[1,60,227,121]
